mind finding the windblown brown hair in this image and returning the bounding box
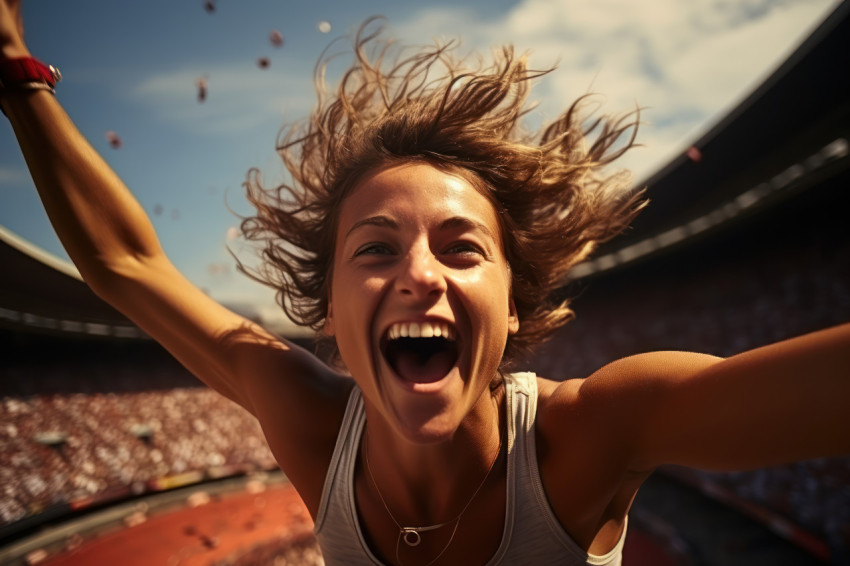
[238,18,646,367]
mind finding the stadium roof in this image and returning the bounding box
[0,225,145,338]
[0,226,305,339]
[1,2,848,336]
[578,1,850,278]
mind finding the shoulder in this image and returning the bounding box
[530,353,723,545]
[538,351,722,414]
[533,352,728,478]
[243,346,355,516]
[535,351,723,459]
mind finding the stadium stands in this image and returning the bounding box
[0,357,277,530]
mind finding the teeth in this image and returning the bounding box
[387,322,455,341]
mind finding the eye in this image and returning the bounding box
[353,242,395,257]
[442,241,488,264]
[444,241,484,256]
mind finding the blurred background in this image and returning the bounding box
[1,0,848,564]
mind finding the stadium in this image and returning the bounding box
[1,3,849,564]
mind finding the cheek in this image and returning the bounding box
[330,272,386,342]
[452,269,512,329]
[333,275,390,384]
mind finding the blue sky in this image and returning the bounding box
[0,0,839,331]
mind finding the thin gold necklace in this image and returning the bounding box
[363,430,503,566]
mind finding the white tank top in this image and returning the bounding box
[314,372,626,565]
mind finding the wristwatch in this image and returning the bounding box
[0,56,62,93]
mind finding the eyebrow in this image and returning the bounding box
[345,216,399,241]
[438,217,499,244]
[344,215,498,243]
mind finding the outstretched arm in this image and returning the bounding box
[0,1,338,421]
[573,323,850,473]
[635,323,847,471]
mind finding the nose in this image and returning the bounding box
[394,245,447,300]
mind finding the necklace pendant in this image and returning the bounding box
[402,528,422,547]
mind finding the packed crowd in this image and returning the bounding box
[0,383,276,527]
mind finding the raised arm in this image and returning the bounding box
[0,1,339,423]
[577,323,850,473]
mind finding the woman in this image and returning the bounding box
[1,2,847,565]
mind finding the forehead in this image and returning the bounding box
[337,162,502,239]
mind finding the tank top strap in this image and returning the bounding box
[314,385,365,535]
[497,371,627,566]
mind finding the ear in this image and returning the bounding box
[507,296,519,335]
[324,297,335,336]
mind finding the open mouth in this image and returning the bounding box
[382,322,459,384]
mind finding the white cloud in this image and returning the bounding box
[390,0,839,181]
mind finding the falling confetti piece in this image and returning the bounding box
[153,204,164,216]
[318,21,331,34]
[269,29,284,47]
[257,57,270,69]
[105,131,122,149]
[226,226,241,241]
[203,0,215,13]
[196,77,208,103]
[207,263,230,276]
[686,146,702,163]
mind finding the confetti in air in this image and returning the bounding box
[269,30,284,47]
[203,0,215,14]
[153,204,164,216]
[257,57,270,69]
[207,263,230,276]
[195,77,207,102]
[196,77,208,103]
[686,146,703,163]
[317,21,331,33]
[105,131,122,149]
[226,227,240,241]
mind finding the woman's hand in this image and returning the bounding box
[0,0,29,59]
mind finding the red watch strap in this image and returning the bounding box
[0,57,61,88]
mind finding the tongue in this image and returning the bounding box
[394,349,455,383]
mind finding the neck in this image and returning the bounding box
[361,385,505,524]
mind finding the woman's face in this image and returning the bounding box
[326,162,519,443]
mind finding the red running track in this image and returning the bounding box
[39,482,680,565]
